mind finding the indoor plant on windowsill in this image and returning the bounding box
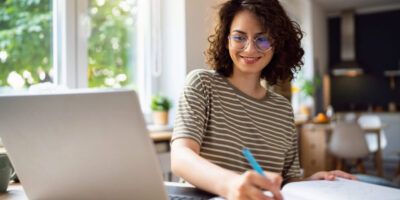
[296,75,319,121]
[151,95,172,125]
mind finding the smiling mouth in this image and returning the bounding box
[240,56,261,64]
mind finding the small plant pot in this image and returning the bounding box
[153,111,168,125]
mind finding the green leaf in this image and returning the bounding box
[150,95,172,112]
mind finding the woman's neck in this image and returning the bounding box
[227,71,266,100]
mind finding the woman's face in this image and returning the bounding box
[228,10,274,77]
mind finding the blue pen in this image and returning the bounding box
[242,147,266,177]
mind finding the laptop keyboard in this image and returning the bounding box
[168,194,211,200]
[165,184,216,200]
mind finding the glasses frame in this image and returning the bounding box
[228,34,273,53]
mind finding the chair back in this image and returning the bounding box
[358,115,381,128]
[329,121,369,159]
[357,115,387,152]
[343,112,357,122]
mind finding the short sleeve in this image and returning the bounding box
[171,70,209,145]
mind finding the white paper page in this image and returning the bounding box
[210,178,400,200]
[210,190,307,200]
[281,178,400,200]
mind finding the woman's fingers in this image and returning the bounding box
[244,171,283,200]
[245,185,273,200]
[310,170,358,181]
[329,170,357,180]
[227,170,284,200]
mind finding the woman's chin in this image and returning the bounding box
[236,66,264,75]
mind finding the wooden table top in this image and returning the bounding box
[150,131,172,142]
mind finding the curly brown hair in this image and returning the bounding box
[206,0,304,85]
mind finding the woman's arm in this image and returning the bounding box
[171,138,283,200]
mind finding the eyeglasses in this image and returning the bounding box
[228,33,272,52]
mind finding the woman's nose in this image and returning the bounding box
[243,40,258,53]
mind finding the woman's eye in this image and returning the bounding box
[256,36,269,42]
[232,35,246,42]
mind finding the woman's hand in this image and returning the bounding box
[308,170,357,181]
[225,170,283,200]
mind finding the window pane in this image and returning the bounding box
[0,0,53,89]
[88,0,137,88]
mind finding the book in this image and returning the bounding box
[281,178,400,200]
[211,178,400,200]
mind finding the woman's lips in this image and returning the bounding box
[240,56,261,65]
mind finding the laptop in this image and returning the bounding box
[0,89,215,200]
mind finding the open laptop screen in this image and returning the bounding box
[0,89,170,199]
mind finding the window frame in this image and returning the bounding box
[53,0,88,89]
[53,0,159,114]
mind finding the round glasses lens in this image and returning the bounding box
[230,35,247,50]
[255,36,271,51]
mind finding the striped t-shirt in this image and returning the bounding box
[172,69,301,182]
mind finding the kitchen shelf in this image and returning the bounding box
[384,70,400,77]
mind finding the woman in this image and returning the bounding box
[171,0,355,199]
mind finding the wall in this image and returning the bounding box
[329,10,400,111]
[185,0,221,73]
[311,2,328,113]
[281,0,328,114]
[312,3,328,76]
[281,0,315,80]
[160,0,219,125]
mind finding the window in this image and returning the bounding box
[87,0,137,88]
[0,0,158,113]
[0,0,53,89]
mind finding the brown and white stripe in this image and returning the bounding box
[172,69,301,182]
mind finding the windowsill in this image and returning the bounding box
[147,124,173,133]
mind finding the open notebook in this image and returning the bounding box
[281,178,400,200]
[212,178,400,200]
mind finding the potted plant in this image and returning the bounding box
[294,71,321,121]
[151,95,172,125]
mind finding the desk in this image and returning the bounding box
[150,131,172,143]
[0,132,172,154]
[0,182,215,200]
[150,131,172,152]
[150,131,173,181]
[149,125,173,152]
[0,184,26,200]
[300,123,385,177]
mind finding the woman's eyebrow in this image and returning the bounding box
[255,32,268,36]
[231,30,246,34]
[231,30,267,36]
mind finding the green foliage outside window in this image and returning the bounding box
[0,0,137,89]
[0,0,53,88]
[88,0,137,88]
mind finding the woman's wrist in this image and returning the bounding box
[218,172,240,198]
